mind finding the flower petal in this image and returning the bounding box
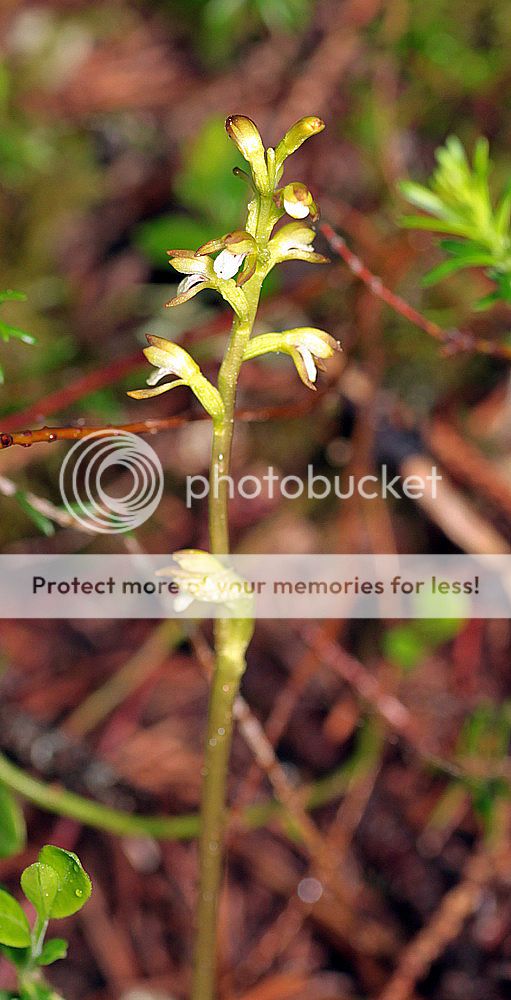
[297,345,318,383]
[170,258,211,277]
[283,196,310,219]
[165,280,213,308]
[177,274,205,295]
[127,380,187,399]
[214,250,245,280]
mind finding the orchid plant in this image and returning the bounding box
[128,114,339,1000]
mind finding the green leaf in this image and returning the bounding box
[0,323,36,346]
[21,864,59,921]
[473,136,490,182]
[0,942,30,968]
[439,238,490,258]
[0,889,31,947]
[37,937,68,966]
[495,183,511,237]
[0,784,26,859]
[14,492,55,538]
[36,846,91,918]
[422,253,495,287]
[0,291,26,304]
[400,215,474,236]
[399,180,447,216]
[474,290,502,311]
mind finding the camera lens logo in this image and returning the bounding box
[59,432,164,533]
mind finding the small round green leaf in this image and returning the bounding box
[0,889,31,947]
[0,785,26,860]
[37,937,68,966]
[21,864,59,921]
[36,846,91,918]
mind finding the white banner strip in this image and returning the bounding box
[1,554,511,618]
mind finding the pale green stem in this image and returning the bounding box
[0,746,369,841]
[192,191,274,1000]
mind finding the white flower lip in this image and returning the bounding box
[213,250,246,280]
[283,196,310,219]
[176,272,208,295]
[297,346,318,383]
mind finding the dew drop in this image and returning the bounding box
[222,684,230,693]
[217,727,225,736]
[75,889,83,897]
[208,738,217,747]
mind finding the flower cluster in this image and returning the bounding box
[128,114,340,408]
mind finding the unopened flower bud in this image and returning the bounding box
[225,115,269,193]
[275,116,325,170]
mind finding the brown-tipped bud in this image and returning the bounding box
[225,115,268,192]
[275,116,325,167]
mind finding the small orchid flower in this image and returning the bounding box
[243,327,341,390]
[157,549,253,615]
[279,182,319,221]
[166,248,249,318]
[165,251,216,307]
[127,335,224,420]
[269,221,329,266]
[196,230,258,286]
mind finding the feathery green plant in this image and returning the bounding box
[400,136,511,309]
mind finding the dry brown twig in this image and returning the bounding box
[377,846,491,1000]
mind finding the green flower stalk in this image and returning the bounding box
[129,112,338,1000]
